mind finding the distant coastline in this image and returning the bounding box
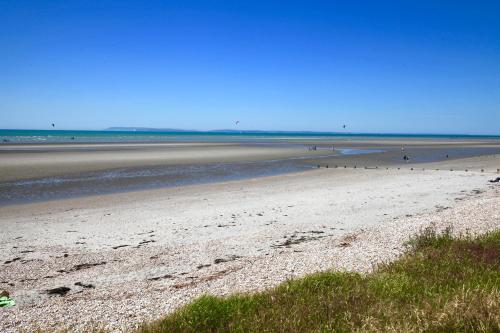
[1,128,500,144]
[109,127,500,137]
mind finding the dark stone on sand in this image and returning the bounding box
[46,286,71,296]
[75,282,95,289]
[489,177,500,183]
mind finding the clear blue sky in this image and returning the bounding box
[1,1,499,134]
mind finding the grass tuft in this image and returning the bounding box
[139,227,500,333]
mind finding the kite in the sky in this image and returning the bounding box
[342,124,346,129]
[51,123,55,127]
[235,120,240,125]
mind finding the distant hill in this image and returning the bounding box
[105,127,342,134]
[105,127,193,132]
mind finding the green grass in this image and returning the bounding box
[139,226,500,333]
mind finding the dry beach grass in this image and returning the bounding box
[140,227,500,333]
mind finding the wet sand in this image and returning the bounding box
[1,139,500,206]
[2,139,500,182]
[0,143,317,182]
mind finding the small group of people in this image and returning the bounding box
[401,145,449,162]
[401,145,410,162]
[308,145,335,151]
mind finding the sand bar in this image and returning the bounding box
[2,139,500,182]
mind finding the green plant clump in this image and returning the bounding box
[140,227,500,333]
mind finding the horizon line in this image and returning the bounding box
[1,128,500,137]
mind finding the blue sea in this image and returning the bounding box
[1,129,499,143]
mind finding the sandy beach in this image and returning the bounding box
[0,143,320,182]
[0,141,499,332]
[2,139,500,182]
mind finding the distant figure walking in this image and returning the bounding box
[403,155,410,163]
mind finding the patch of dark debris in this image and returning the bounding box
[45,286,71,296]
[4,257,21,264]
[148,274,173,281]
[112,244,130,250]
[214,255,241,264]
[135,239,156,248]
[57,261,107,274]
[338,233,359,248]
[272,231,327,248]
[75,282,95,289]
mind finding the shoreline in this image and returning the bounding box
[1,139,499,206]
[1,161,499,210]
[1,154,499,332]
